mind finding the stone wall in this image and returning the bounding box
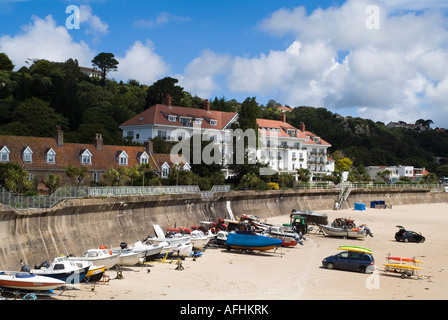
[0,188,446,270]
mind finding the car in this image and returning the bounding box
[322,251,376,273]
[394,226,425,243]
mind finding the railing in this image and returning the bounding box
[0,185,232,210]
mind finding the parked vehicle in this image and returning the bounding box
[395,226,425,243]
[322,251,376,273]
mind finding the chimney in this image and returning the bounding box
[164,93,172,106]
[299,122,306,132]
[280,113,286,123]
[94,133,103,151]
[55,126,63,147]
[144,140,153,153]
[202,99,210,111]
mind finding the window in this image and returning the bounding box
[118,151,129,165]
[80,149,92,164]
[23,147,33,162]
[126,131,134,137]
[46,148,56,164]
[0,146,10,162]
[158,130,167,139]
[93,172,100,182]
[210,119,217,126]
[139,152,149,165]
[168,115,177,122]
[162,168,169,178]
[195,118,203,125]
[27,173,33,181]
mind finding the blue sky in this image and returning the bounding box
[1,0,448,128]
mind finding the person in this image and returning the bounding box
[360,224,374,237]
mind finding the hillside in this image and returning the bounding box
[1,56,447,176]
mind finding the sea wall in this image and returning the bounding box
[0,188,447,270]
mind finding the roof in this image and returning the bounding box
[0,135,158,172]
[257,119,308,139]
[120,104,237,130]
[302,131,331,146]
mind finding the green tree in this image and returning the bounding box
[43,173,61,194]
[296,168,311,183]
[145,77,184,108]
[65,165,89,186]
[91,52,119,87]
[0,53,14,71]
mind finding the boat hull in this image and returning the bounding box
[31,266,89,283]
[320,225,367,239]
[226,233,282,251]
[84,265,105,282]
[0,272,66,291]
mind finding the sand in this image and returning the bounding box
[53,203,448,301]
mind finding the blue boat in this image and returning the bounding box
[225,232,283,251]
[30,256,88,284]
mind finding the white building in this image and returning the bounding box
[366,165,420,181]
[119,95,334,181]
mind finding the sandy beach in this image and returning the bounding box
[53,202,448,301]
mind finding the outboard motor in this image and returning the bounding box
[120,242,128,249]
[20,264,31,273]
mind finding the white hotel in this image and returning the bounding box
[119,95,334,180]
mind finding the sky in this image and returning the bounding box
[1,0,448,129]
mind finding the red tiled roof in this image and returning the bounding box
[257,119,308,139]
[302,131,331,146]
[0,135,158,172]
[120,104,237,130]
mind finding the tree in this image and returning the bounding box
[65,165,89,186]
[0,53,14,71]
[145,77,184,107]
[296,168,311,183]
[43,173,61,194]
[91,52,119,87]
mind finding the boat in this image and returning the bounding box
[148,225,191,246]
[215,230,228,246]
[338,245,373,254]
[319,224,367,239]
[111,248,146,266]
[69,248,120,269]
[160,242,193,258]
[190,230,211,250]
[225,232,283,251]
[127,240,164,261]
[386,256,424,264]
[30,256,88,284]
[0,271,66,291]
[70,259,105,282]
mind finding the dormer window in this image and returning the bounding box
[168,115,177,122]
[0,146,10,162]
[210,119,217,126]
[195,118,203,125]
[22,147,33,162]
[80,149,92,164]
[139,152,149,165]
[46,148,56,164]
[118,151,129,165]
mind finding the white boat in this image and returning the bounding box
[216,230,228,246]
[111,248,146,266]
[0,271,66,291]
[319,224,367,239]
[148,225,191,246]
[160,241,193,258]
[190,230,211,250]
[30,256,89,284]
[69,248,120,269]
[128,240,164,261]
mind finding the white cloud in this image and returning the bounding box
[0,14,95,68]
[79,4,109,36]
[133,12,191,28]
[176,49,231,98]
[114,40,169,84]
[179,0,448,127]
